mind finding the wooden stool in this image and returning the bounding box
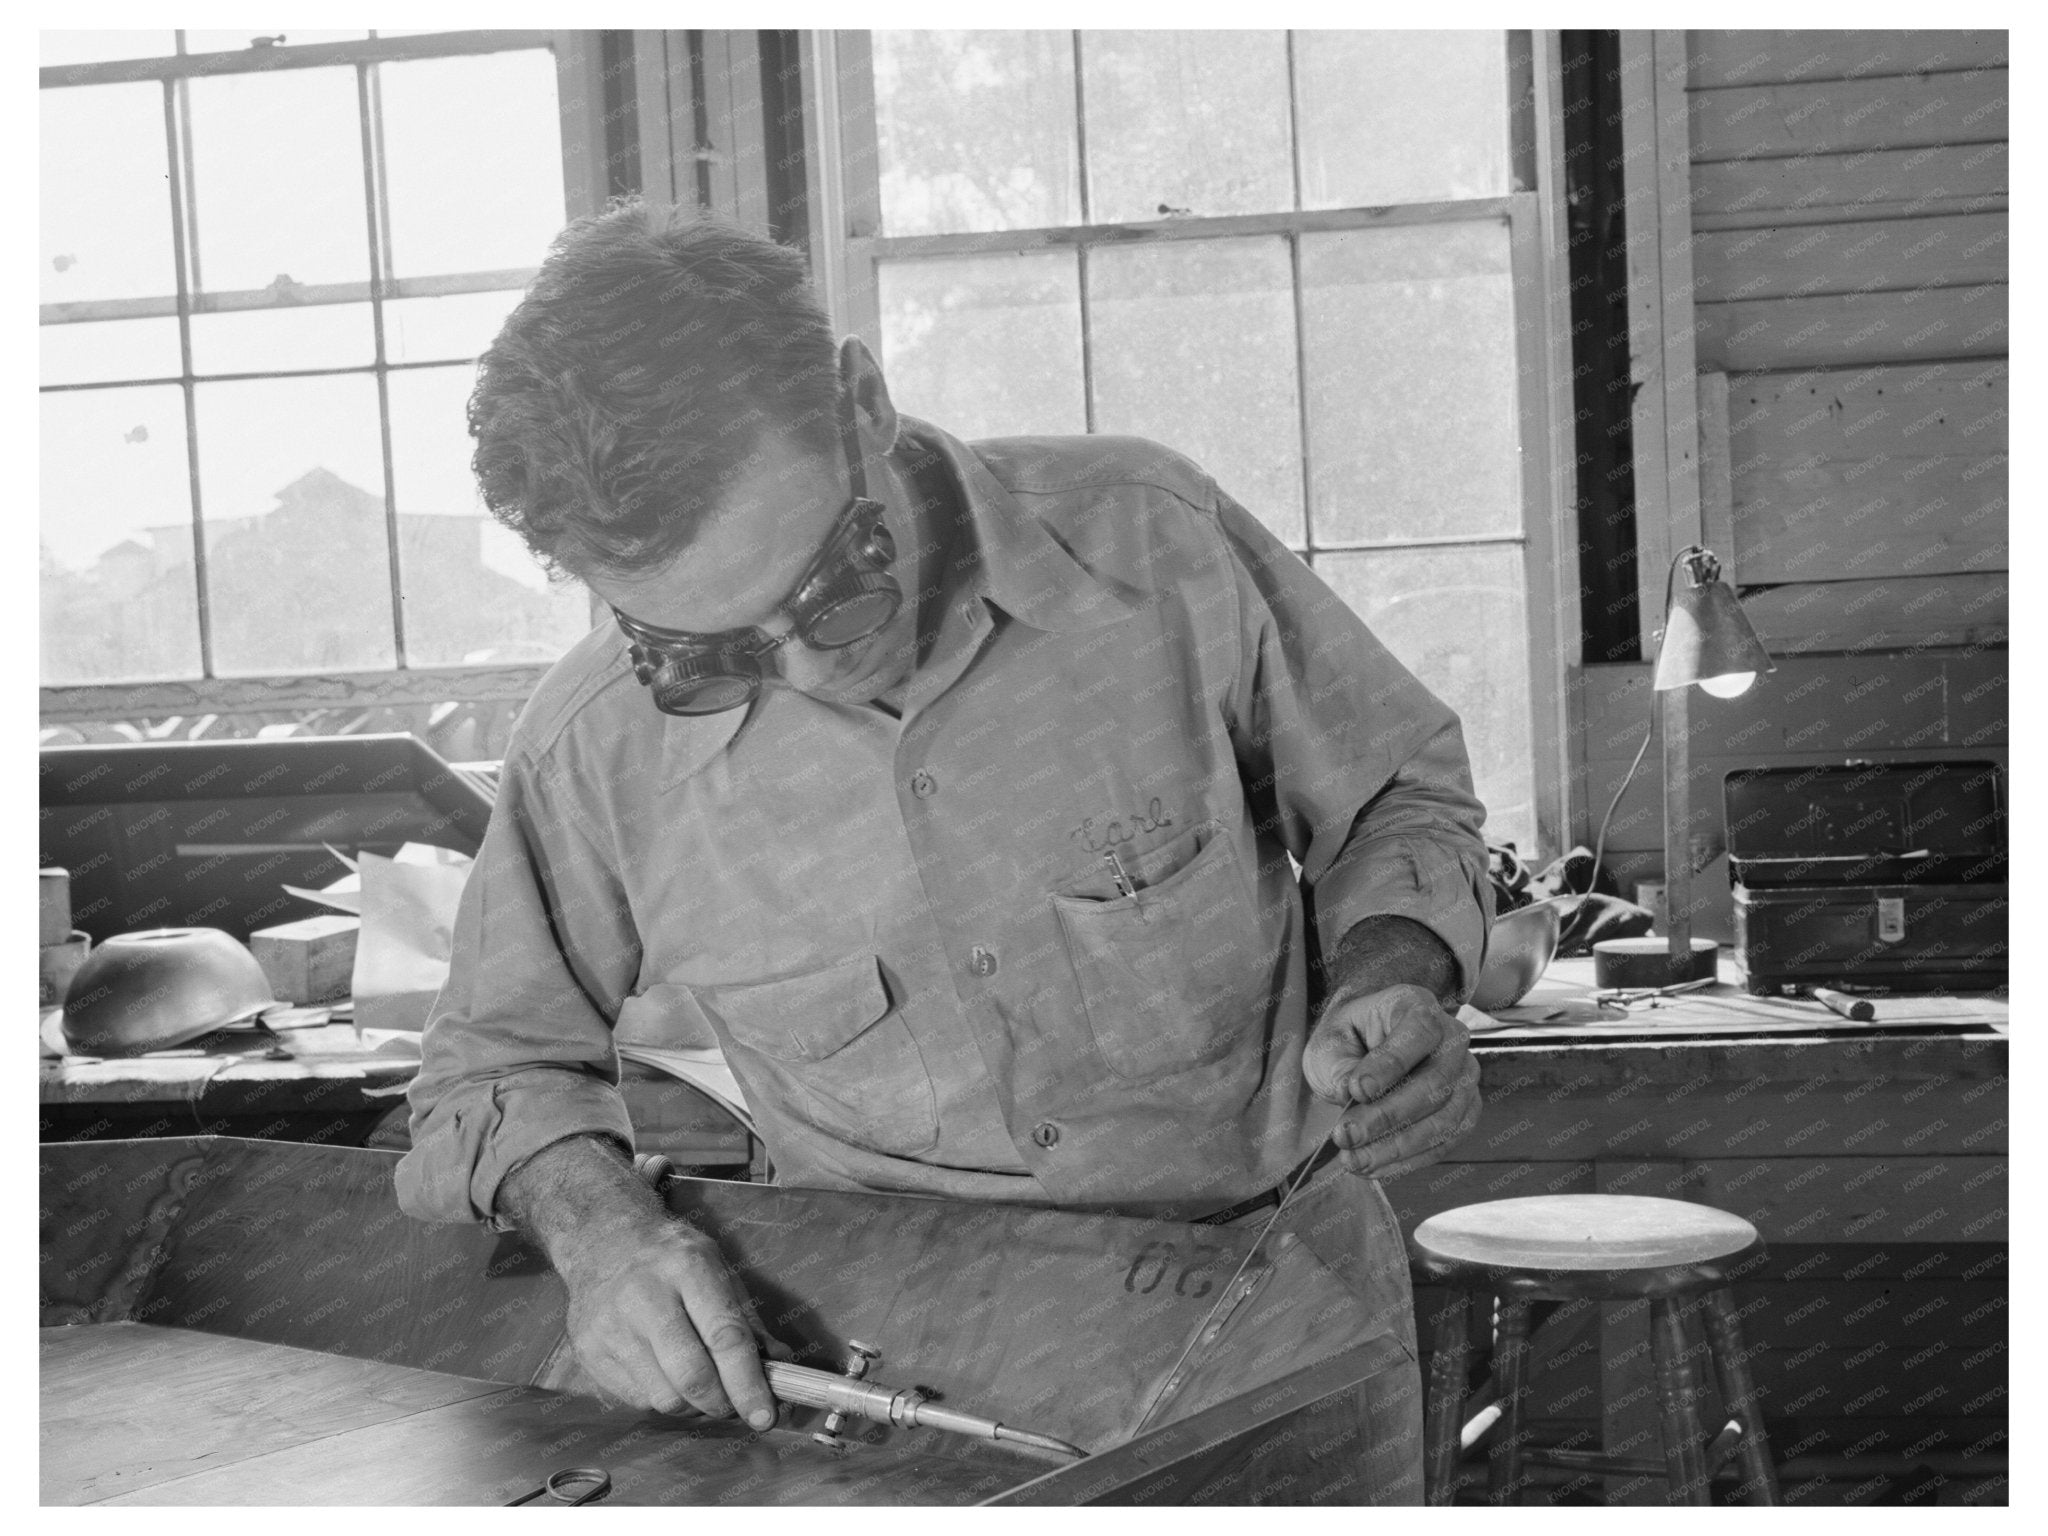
[1412,1194,1781,1507]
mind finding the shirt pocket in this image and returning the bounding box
[687,954,939,1157]
[1053,822,1273,1083]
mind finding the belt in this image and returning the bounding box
[1191,1136,1343,1226]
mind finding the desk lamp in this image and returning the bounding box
[1594,545,1776,990]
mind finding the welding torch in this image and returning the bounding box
[765,1348,1086,1463]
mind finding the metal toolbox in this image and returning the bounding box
[1723,761,2007,995]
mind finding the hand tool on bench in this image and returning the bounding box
[504,1465,612,1506]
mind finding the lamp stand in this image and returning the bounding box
[1659,683,1719,984]
[1591,683,1721,992]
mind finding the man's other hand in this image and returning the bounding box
[1301,981,1482,1181]
[498,1135,778,1426]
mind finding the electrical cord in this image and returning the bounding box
[1575,548,1694,918]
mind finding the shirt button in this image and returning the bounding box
[910,769,938,799]
[968,945,998,977]
[1032,1121,1060,1149]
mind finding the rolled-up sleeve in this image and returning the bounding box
[1216,489,1493,995]
[394,751,640,1227]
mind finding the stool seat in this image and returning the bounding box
[1412,1195,1780,1506]
[1415,1194,1757,1275]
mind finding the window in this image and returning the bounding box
[813,31,1572,853]
[39,30,591,715]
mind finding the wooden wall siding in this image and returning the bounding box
[1714,362,2007,588]
[1693,286,2007,374]
[1572,653,2005,938]
[1729,574,2008,655]
[1691,213,2006,303]
[1685,70,2008,163]
[1685,30,2010,89]
[1691,144,2008,227]
[1681,33,2008,385]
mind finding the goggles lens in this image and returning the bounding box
[646,654,761,715]
[805,585,899,649]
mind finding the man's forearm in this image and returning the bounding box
[1323,914,1462,1011]
[498,1133,665,1280]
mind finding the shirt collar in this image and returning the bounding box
[902,417,1146,635]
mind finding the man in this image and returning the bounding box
[397,201,1490,1444]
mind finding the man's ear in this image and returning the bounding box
[838,336,900,456]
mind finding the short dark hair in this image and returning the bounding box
[468,200,839,579]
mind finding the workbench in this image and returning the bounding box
[38,960,2006,1502]
[40,1138,1422,1505]
[37,1013,754,1173]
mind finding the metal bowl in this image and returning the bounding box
[1470,897,1571,1012]
[61,928,274,1058]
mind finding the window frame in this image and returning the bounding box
[38,28,611,725]
[802,29,1581,856]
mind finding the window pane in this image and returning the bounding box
[193,375,394,674]
[1089,238,1303,546]
[1300,223,1520,544]
[377,51,565,277]
[40,31,177,68]
[40,385,203,684]
[385,289,523,364]
[189,303,375,375]
[387,366,593,666]
[1082,31,1293,223]
[1295,31,1511,207]
[872,31,1079,236]
[180,30,370,53]
[879,252,1085,439]
[186,66,370,293]
[41,82,177,305]
[1315,545,1534,850]
[40,318,183,386]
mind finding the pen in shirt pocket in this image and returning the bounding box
[1103,847,1138,898]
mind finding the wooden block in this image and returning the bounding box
[248,915,359,1003]
[39,868,71,947]
[40,932,89,1008]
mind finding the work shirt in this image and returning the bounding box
[396,421,1490,1228]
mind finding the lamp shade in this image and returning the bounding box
[1652,549,1775,692]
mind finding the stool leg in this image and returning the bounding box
[1422,1289,1472,1506]
[1701,1288,1782,1505]
[1486,1299,1532,1506]
[1649,1296,1713,1505]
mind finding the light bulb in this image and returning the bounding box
[1697,671,1755,699]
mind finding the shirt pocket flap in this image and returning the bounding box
[690,954,892,1063]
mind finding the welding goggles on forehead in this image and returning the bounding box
[613,395,902,716]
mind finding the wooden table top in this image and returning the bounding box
[42,1322,1053,1506]
[38,1014,419,1109]
[1471,956,2006,1048]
